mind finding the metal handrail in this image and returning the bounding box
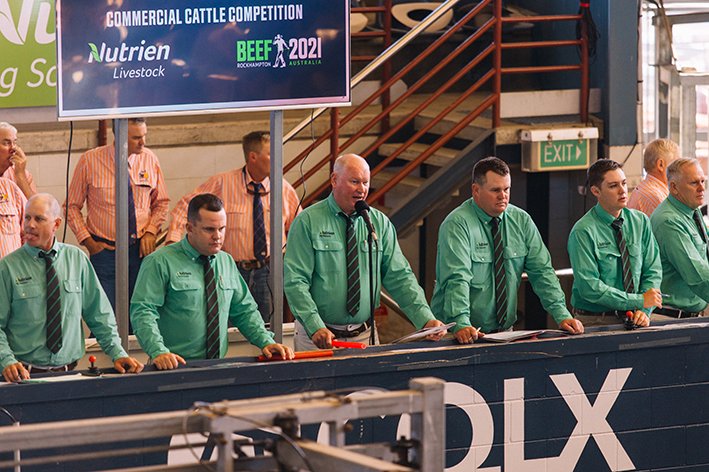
[283,0,590,207]
[282,0,462,145]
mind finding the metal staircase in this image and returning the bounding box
[282,0,590,236]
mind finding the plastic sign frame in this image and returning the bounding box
[55,0,351,120]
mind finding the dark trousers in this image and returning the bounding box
[238,265,272,325]
[89,243,141,333]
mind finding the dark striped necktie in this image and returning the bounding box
[611,217,635,293]
[39,250,62,353]
[200,255,221,359]
[692,210,709,261]
[251,182,267,263]
[491,217,507,327]
[339,212,360,317]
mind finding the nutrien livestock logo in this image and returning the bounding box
[235,33,322,69]
[87,40,171,79]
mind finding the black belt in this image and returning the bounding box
[654,307,704,319]
[91,234,137,247]
[236,257,270,271]
[572,308,625,320]
[23,361,77,374]
[326,322,371,338]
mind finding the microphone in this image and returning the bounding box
[355,200,378,242]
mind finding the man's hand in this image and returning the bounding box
[559,318,585,334]
[261,343,295,360]
[454,326,483,344]
[9,146,27,173]
[113,357,145,373]
[81,237,112,256]
[152,352,186,370]
[423,319,447,341]
[311,328,335,349]
[643,288,662,309]
[632,310,650,327]
[2,362,30,383]
[140,232,157,257]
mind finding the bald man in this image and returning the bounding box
[0,193,143,382]
[284,154,445,351]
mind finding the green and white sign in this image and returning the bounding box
[538,139,589,169]
[521,128,599,173]
[0,0,57,108]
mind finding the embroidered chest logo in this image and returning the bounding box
[15,275,32,285]
[598,241,612,249]
[0,193,8,203]
[137,170,149,183]
[319,230,335,238]
[476,241,489,249]
[176,271,191,278]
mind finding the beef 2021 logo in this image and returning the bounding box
[235,33,322,69]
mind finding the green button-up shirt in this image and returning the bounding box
[0,241,127,369]
[431,199,571,333]
[130,237,274,360]
[568,205,661,314]
[284,194,435,337]
[650,195,709,312]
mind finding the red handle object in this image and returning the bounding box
[257,350,334,362]
[331,340,367,349]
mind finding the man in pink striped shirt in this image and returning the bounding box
[628,139,680,217]
[167,131,300,324]
[66,118,170,315]
[0,177,26,259]
[0,122,36,198]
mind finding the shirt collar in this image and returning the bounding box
[667,194,697,217]
[326,193,356,217]
[243,166,270,192]
[23,239,61,259]
[591,203,626,225]
[470,198,503,225]
[180,236,208,261]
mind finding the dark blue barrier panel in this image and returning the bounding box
[2,319,709,471]
[56,0,350,119]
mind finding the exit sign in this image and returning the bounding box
[520,128,598,173]
[539,139,589,169]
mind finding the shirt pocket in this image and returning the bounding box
[313,240,343,273]
[61,280,82,323]
[596,243,621,281]
[169,278,201,311]
[470,250,492,288]
[13,282,44,321]
[503,245,528,287]
[218,275,239,307]
[0,203,20,235]
[133,183,154,209]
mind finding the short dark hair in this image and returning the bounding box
[472,157,510,185]
[187,193,224,223]
[243,131,269,157]
[587,159,622,189]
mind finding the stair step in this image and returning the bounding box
[372,169,427,190]
[378,143,459,167]
[414,114,490,141]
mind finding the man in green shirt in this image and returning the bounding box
[0,193,144,382]
[431,157,584,343]
[650,157,709,317]
[131,193,293,369]
[568,159,662,327]
[284,154,444,350]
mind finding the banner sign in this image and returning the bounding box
[56,0,350,120]
[0,0,57,108]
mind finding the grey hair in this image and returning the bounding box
[333,154,369,175]
[0,122,17,134]
[27,193,62,219]
[666,157,700,184]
